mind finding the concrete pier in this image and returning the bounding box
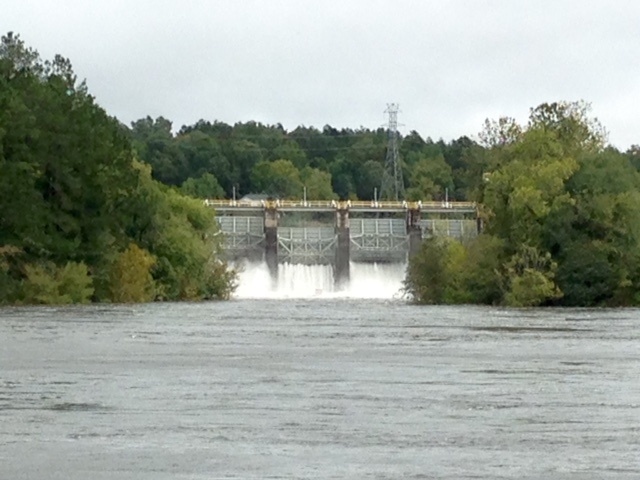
[334,205,350,289]
[264,206,278,280]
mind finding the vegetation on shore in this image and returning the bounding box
[405,103,640,306]
[0,33,235,305]
[128,88,640,307]
[3,32,640,307]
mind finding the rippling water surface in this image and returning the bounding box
[1,300,639,479]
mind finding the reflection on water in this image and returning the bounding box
[1,301,639,479]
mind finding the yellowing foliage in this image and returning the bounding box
[21,261,94,304]
[109,243,156,303]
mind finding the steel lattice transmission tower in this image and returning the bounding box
[379,103,405,201]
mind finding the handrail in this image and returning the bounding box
[204,199,476,210]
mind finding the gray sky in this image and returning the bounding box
[5,0,640,149]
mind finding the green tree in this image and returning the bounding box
[330,156,356,200]
[356,160,384,201]
[289,126,333,164]
[130,116,186,185]
[181,172,225,199]
[0,33,236,305]
[503,245,562,307]
[528,101,607,154]
[479,116,522,150]
[0,32,139,269]
[405,154,454,200]
[271,141,308,169]
[404,237,466,304]
[0,246,21,304]
[459,234,505,304]
[228,139,264,195]
[405,100,623,307]
[547,148,640,305]
[21,261,93,304]
[482,128,578,248]
[124,161,236,301]
[250,159,303,198]
[300,167,336,200]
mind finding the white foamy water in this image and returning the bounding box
[232,261,406,299]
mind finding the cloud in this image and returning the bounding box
[5,0,640,148]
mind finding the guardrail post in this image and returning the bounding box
[335,203,350,289]
[264,205,278,280]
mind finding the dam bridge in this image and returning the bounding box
[208,199,479,287]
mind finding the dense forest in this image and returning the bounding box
[129,115,481,203]
[0,33,235,304]
[3,32,640,307]
[405,106,640,307]
[128,91,640,307]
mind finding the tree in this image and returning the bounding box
[130,116,186,185]
[181,172,225,199]
[503,245,562,307]
[459,234,505,304]
[476,101,630,306]
[482,128,578,248]
[405,100,628,307]
[228,139,263,195]
[123,161,236,301]
[270,141,308,169]
[405,154,454,201]
[1,32,139,268]
[528,101,607,154]
[0,33,237,305]
[548,148,640,305]
[109,243,156,303]
[479,116,522,149]
[250,159,303,198]
[404,237,466,304]
[21,261,94,304]
[356,160,384,201]
[300,167,336,200]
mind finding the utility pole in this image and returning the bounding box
[379,103,405,201]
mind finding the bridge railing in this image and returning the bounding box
[205,199,476,211]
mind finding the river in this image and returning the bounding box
[1,296,639,478]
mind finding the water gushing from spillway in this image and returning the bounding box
[232,261,407,299]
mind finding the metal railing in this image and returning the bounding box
[204,199,476,211]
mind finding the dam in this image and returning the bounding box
[207,199,479,289]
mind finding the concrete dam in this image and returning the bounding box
[208,199,479,289]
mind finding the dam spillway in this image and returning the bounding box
[232,261,407,299]
[209,199,479,288]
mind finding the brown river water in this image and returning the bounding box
[1,299,639,479]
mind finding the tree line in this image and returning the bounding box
[122,100,640,307]
[129,88,640,307]
[3,32,640,307]
[129,116,482,203]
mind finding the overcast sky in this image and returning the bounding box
[5,0,640,149]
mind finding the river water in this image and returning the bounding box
[1,293,640,478]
